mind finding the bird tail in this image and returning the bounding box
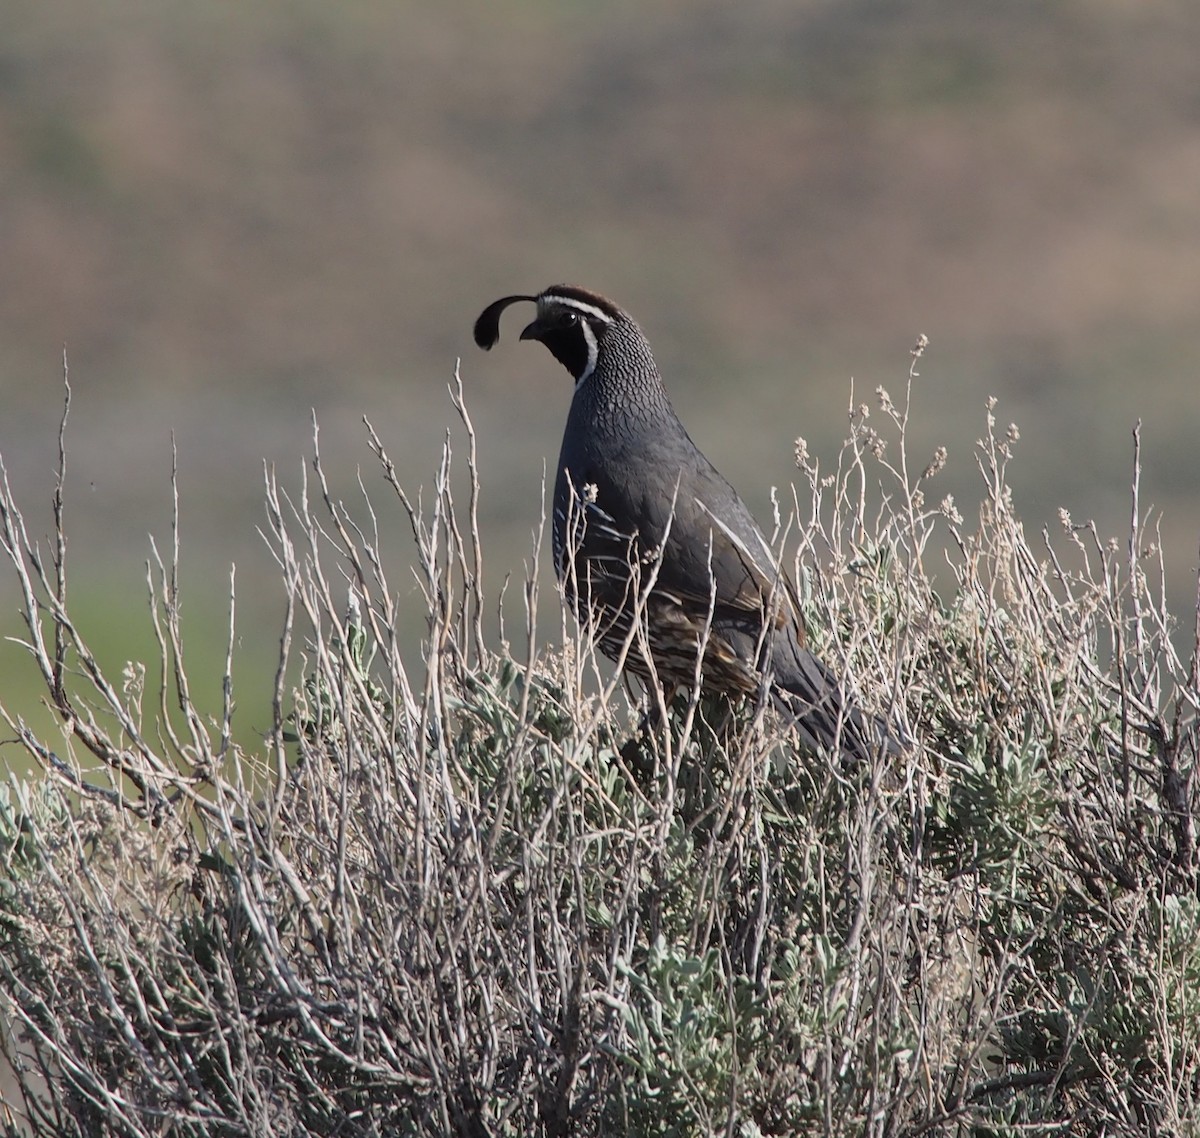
[771,647,907,766]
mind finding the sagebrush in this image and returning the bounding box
[1,362,1198,1137]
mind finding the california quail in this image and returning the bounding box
[474,284,902,762]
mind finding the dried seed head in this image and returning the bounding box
[859,426,887,459]
[923,446,948,480]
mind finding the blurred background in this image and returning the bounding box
[2,0,1198,758]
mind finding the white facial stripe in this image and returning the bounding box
[576,319,599,388]
[545,296,614,325]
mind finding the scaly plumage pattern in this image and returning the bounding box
[475,285,903,762]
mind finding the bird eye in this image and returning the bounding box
[562,311,580,326]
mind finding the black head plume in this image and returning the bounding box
[474,294,537,350]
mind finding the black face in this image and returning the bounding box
[522,305,598,382]
[474,285,623,384]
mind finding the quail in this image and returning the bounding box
[474,284,902,762]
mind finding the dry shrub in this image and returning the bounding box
[1,356,1198,1137]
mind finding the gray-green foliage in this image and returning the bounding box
[1,375,1197,1136]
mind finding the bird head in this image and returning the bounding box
[474,285,625,387]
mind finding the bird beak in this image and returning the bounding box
[519,317,545,343]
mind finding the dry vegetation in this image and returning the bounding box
[6,0,1200,766]
[2,358,1199,1136]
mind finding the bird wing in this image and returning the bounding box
[647,464,807,647]
[555,445,808,655]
